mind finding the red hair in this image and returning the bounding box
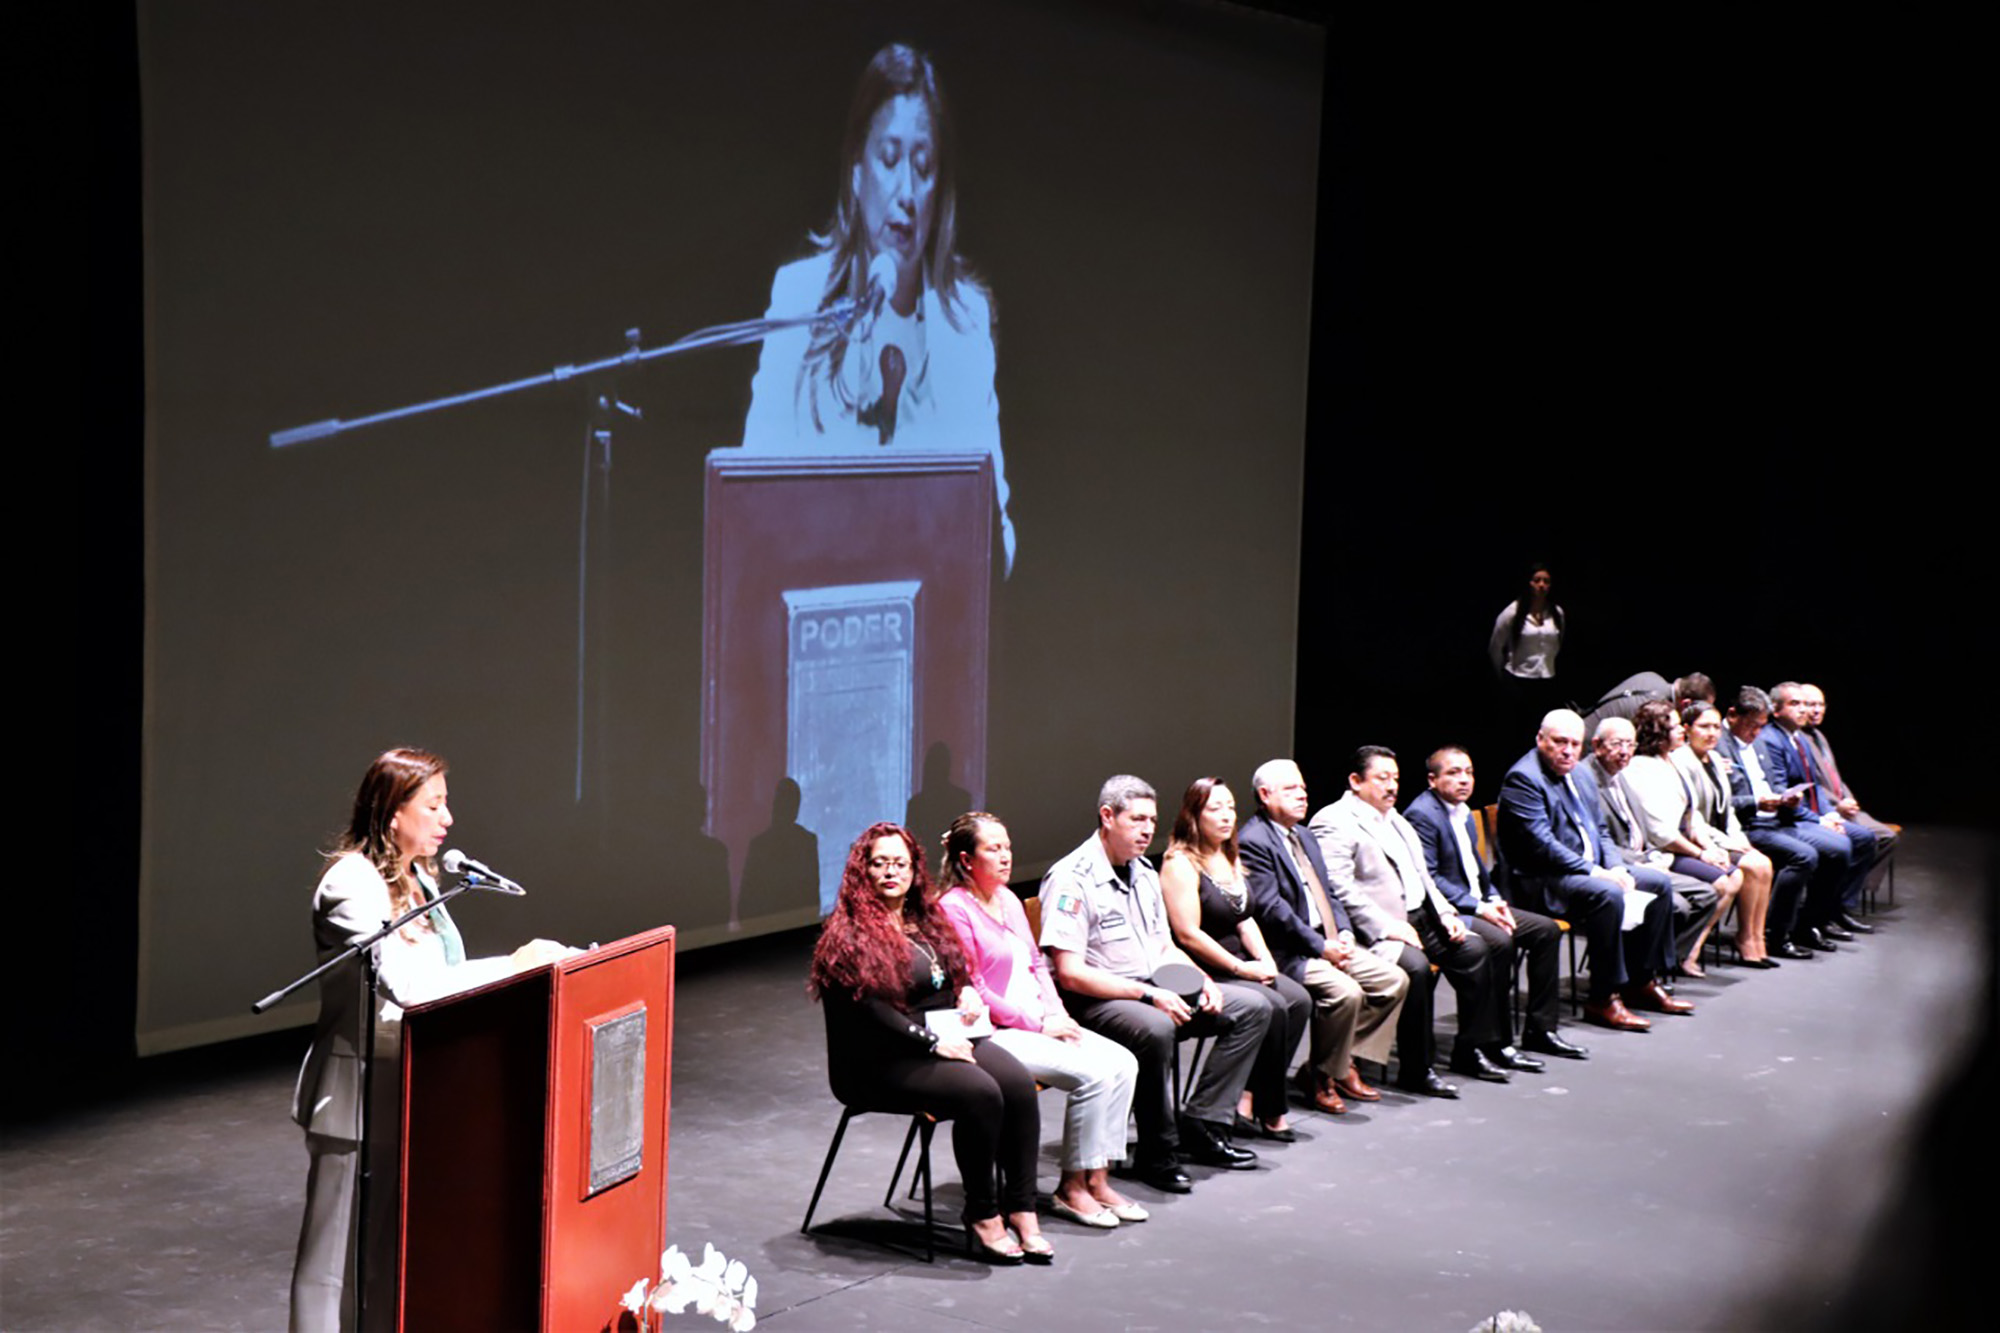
[808,822,969,1004]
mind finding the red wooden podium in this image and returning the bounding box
[396,926,675,1332]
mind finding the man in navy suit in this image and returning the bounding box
[1719,687,1858,954]
[1495,710,1684,1032]
[1761,682,1880,942]
[1238,758,1410,1111]
[1405,746,1584,1061]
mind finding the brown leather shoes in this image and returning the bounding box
[1624,980,1696,1015]
[1333,1068,1381,1102]
[1296,1070,1347,1114]
[1583,995,1652,1031]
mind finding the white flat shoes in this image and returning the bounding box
[1049,1196,1120,1228]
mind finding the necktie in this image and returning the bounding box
[1563,775,1600,862]
[1813,732,1849,799]
[1289,828,1341,941]
[1791,735,1822,814]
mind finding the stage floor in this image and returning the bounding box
[4,830,1989,1330]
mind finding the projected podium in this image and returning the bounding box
[702,450,994,919]
[395,926,675,1332]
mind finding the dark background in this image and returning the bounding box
[60,4,1966,1115]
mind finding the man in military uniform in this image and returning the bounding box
[1041,774,1269,1193]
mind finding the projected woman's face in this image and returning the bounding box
[853,93,936,314]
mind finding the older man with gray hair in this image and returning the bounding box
[1585,716,1716,976]
[1237,758,1409,1113]
[1042,775,1269,1194]
[1496,710,1681,1031]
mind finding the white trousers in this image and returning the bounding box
[987,1025,1139,1172]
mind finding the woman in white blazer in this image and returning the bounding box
[290,748,565,1333]
[1617,700,1744,977]
[739,42,1015,574]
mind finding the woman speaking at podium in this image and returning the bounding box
[289,748,567,1333]
[741,42,1016,575]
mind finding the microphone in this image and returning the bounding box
[865,252,898,315]
[846,251,899,343]
[874,344,905,444]
[441,849,528,896]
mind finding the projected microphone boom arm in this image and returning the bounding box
[267,304,861,448]
[266,297,863,812]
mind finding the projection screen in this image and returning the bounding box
[139,0,1323,1052]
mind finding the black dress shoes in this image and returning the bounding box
[1449,1049,1512,1083]
[1771,940,1814,960]
[1485,1045,1546,1073]
[1121,1155,1192,1194]
[1835,912,1875,934]
[1521,1028,1591,1060]
[1819,922,1856,942]
[1396,1067,1461,1099]
[1799,927,1838,952]
[1178,1116,1258,1169]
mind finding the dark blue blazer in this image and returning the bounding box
[1717,729,1779,827]
[1496,748,1619,890]
[1237,810,1351,980]
[1403,789,1496,913]
[1757,723,1835,816]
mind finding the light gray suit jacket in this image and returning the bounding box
[1307,792,1458,950]
[291,854,511,1141]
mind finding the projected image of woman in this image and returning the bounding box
[290,748,568,1333]
[741,42,1016,575]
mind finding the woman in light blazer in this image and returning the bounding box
[290,749,566,1333]
[1618,701,1747,976]
[1672,703,1778,968]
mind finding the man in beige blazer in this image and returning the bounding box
[1309,746,1517,1095]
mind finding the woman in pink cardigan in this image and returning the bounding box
[936,812,1145,1229]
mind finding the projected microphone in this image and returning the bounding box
[850,251,899,342]
[875,344,905,444]
[441,849,528,896]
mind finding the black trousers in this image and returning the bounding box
[1462,907,1562,1038]
[1412,911,1509,1054]
[1217,973,1311,1122]
[857,1040,1040,1221]
[1064,986,1268,1164]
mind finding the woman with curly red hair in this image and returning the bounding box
[809,822,1047,1263]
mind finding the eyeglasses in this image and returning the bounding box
[869,857,912,872]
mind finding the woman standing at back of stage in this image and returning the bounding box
[809,821,1048,1263]
[936,811,1146,1230]
[291,747,568,1332]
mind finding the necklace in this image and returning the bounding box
[910,935,946,990]
[1207,856,1249,912]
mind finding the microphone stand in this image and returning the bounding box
[266,301,865,815]
[254,877,516,1333]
